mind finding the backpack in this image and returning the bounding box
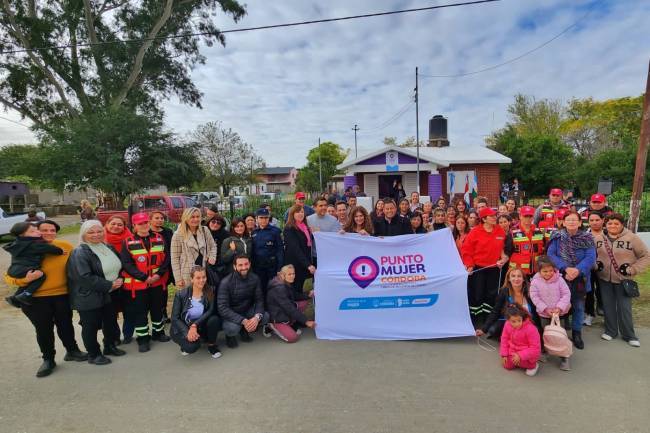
[543,314,573,358]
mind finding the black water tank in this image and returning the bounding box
[429,115,447,140]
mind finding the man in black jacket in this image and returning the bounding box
[373,199,411,236]
[217,255,269,348]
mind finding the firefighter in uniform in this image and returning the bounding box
[541,207,569,246]
[251,207,283,294]
[578,193,613,229]
[120,213,171,353]
[534,188,569,229]
[509,206,545,276]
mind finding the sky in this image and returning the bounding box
[1,0,649,168]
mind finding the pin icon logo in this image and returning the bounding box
[348,256,379,289]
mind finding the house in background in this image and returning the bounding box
[337,115,511,205]
[231,166,298,195]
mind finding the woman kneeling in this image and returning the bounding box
[170,266,222,358]
[265,265,315,343]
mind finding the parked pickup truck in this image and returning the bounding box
[97,195,198,226]
[0,206,46,236]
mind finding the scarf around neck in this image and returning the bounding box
[551,228,594,267]
[296,221,312,247]
[104,227,133,253]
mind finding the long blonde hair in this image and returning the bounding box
[177,207,202,240]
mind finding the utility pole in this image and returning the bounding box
[415,66,420,194]
[352,124,359,158]
[629,59,650,233]
[318,137,323,193]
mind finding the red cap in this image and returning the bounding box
[519,206,535,217]
[131,213,149,225]
[590,193,605,203]
[295,192,306,199]
[556,208,569,220]
[550,188,563,196]
[479,207,497,218]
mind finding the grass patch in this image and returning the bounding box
[633,269,650,327]
[58,223,81,236]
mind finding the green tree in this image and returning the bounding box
[41,107,203,205]
[0,144,49,186]
[382,136,397,146]
[296,141,348,193]
[0,0,245,196]
[190,121,264,197]
[488,126,576,196]
[507,94,564,138]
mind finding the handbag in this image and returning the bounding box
[543,313,573,358]
[602,237,640,298]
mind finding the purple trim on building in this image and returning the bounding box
[344,175,357,189]
[428,174,442,201]
[356,151,419,165]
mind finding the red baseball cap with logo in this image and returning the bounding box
[131,212,149,225]
[479,207,497,218]
[519,206,535,217]
[549,188,563,196]
[295,192,306,199]
[590,193,606,203]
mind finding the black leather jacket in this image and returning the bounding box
[217,271,264,324]
[66,244,118,311]
[170,286,216,339]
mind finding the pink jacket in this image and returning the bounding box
[499,319,541,362]
[529,271,571,318]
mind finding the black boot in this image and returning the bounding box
[104,344,126,357]
[138,340,151,353]
[239,328,253,343]
[152,332,170,342]
[13,292,33,306]
[88,355,112,365]
[572,330,584,350]
[36,359,56,378]
[226,336,238,348]
[64,349,89,362]
[5,296,22,308]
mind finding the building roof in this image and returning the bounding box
[338,144,510,170]
[260,166,295,175]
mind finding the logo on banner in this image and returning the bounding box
[348,256,379,288]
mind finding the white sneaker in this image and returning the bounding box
[601,333,613,341]
[525,363,540,377]
[211,350,223,359]
[296,328,303,336]
[628,340,641,348]
[583,315,593,326]
[181,351,190,356]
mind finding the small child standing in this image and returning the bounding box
[529,255,572,371]
[4,222,63,307]
[499,305,541,376]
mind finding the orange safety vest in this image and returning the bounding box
[537,203,569,230]
[509,224,545,275]
[122,232,166,298]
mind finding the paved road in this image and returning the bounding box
[0,307,648,433]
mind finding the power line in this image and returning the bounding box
[361,98,415,133]
[0,115,31,128]
[419,4,597,78]
[0,0,500,55]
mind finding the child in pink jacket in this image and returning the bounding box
[500,305,541,376]
[529,256,571,321]
[529,255,572,371]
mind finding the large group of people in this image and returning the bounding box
[2,186,648,379]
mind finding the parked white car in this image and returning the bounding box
[0,206,46,236]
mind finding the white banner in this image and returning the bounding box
[314,230,474,340]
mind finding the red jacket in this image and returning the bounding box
[461,224,506,268]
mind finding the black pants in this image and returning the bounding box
[78,303,119,358]
[172,316,222,354]
[467,266,501,322]
[585,271,603,316]
[123,286,165,343]
[8,265,46,296]
[21,294,80,360]
[253,265,276,297]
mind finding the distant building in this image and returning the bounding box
[337,115,511,205]
[232,166,298,195]
[0,180,29,212]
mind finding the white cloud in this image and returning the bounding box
[2,0,649,168]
